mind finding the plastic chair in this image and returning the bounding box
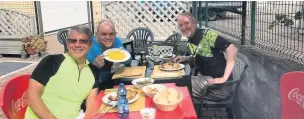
[126,27,154,53]
[193,53,249,119]
[164,32,182,46]
[57,29,69,53]
[0,74,31,119]
[164,32,182,54]
[280,71,304,119]
[146,43,176,62]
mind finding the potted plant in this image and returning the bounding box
[22,35,47,56]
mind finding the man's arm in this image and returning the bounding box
[202,32,238,84]
[173,55,194,63]
[85,64,100,117]
[209,44,238,84]
[84,88,98,116]
[222,44,238,80]
[26,54,64,118]
[27,79,56,119]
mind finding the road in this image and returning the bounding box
[202,12,304,64]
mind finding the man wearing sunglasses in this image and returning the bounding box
[25,25,99,119]
[87,20,132,90]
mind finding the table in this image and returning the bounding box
[112,60,192,89]
[120,38,135,60]
[84,83,197,119]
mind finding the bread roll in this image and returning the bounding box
[167,88,179,104]
[154,88,182,105]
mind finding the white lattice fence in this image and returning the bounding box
[102,1,188,38]
[0,9,36,57]
[0,8,35,37]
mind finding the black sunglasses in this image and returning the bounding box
[67,39,90,44]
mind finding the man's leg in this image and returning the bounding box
[192,75,232,101]
[191,76,213,99]
[205,84,232,101]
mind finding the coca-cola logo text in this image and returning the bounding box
[288,88,304,109]
[11,91,28,115]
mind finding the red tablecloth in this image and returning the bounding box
[84,83,197,119]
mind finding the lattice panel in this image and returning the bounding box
[102,1,188,38]
[147,45,174,62]
[0,9,34,36]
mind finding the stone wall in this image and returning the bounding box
[235,45,304,119]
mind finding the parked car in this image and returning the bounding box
[190,1,243,21]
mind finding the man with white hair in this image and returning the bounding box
[174,12,238,101]
[25,25,99,119]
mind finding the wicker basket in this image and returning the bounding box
[152,88,184,111]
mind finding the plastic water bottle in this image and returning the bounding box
[117,83,129,119]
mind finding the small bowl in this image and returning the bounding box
[132,78,154,89]
[142,84,167,98]
[140,108,156,119]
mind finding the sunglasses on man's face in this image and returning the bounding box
[67,39,90,44]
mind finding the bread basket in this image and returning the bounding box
[152,88,184,111]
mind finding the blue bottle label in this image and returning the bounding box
[124,104,129,111]
[118,105,124,113]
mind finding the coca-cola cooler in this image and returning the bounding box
[280,71,304,119]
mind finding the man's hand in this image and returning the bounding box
[93,54,105,69]
[173,56,186,63]
[208,77,227,84]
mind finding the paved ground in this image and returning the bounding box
[0,34,63,118]
[0,34,229,119]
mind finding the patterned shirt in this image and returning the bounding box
[187,28,232,79]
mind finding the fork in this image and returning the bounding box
[97,104,117,119]
[94,100,111,116]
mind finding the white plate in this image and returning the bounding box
[102,92,139,106]
[159,63,185,71]
[132,78,154,85]
[103,48,131,62]
[142,84,167,98]
[132,78,154,89]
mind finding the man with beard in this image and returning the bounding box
[173,12,238,101]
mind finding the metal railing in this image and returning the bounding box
[191,1,304,64]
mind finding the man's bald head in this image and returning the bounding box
[96,20,116,35]
[96,20,117,49]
